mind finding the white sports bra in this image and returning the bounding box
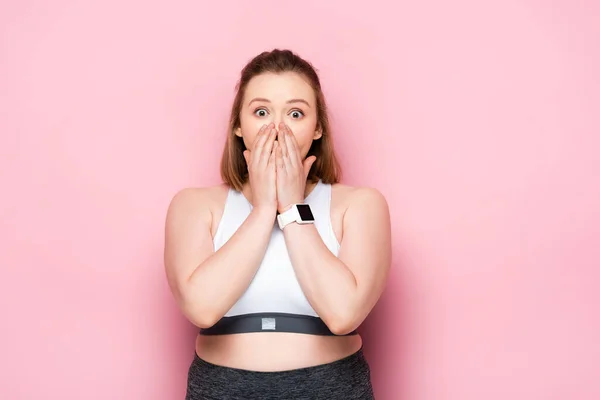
[198,180,355,336]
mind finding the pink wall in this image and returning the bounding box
[1,0,599,398]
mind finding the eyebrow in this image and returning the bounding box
[248,97,311,107]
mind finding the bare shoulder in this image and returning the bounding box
[331,183,389,214]
[166,184,229,227]
[330,183,391,258]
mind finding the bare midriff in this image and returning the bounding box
[195,332,362,372]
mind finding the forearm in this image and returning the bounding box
[282,223,360,333]
[182,207,276,326]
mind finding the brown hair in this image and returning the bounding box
[220,49,342,191]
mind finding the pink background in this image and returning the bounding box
[1,0,599,399]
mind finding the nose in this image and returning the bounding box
[272,114,283,129]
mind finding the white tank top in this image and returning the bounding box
[212,179,340,318]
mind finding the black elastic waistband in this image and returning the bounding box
[199,312,358,336]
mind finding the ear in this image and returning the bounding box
[313,126,323,140]
[234,126,242,138]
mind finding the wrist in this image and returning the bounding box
[276,203,315,230]
[278,200,303,214]
[252,205,277,220]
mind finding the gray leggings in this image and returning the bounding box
[185,347,375,400]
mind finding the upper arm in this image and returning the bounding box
[163,188,215,302]
[337,187,392,315]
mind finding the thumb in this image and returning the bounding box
[303,155,317,177]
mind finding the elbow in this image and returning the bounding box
[189,312,220,329]
[186,307,221,329]
[173,284,224,329]
[325,311,362,336]
[181,299,222,329]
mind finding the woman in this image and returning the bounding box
[164,49,391,399]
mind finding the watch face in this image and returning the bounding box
[296,204,315,221]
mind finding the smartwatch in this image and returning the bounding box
[277,204,315,229]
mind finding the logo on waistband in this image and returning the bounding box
[261,318,276,330]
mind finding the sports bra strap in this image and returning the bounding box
[199,312,358,336]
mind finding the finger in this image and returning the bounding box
[252,123,268,147]
[278,128,289,158]
[276,141,285,171]
[303,155,317,177]
[253,123,273,159]
[243,150,250,168]
[249,124,267,162]
[282,138,295,173]
[269,141,278,168]
[282,124,299,169]
[258,125,277,160]
[277,126,294,172]
[261,127,277,162]
[283,124,297,149]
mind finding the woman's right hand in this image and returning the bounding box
[243,123,278,213]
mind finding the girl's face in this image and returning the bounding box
[235,71,322,159]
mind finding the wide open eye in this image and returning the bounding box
[290,110,304,119]
[254,108,268,117]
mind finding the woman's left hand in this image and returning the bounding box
[275,123,317,213]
